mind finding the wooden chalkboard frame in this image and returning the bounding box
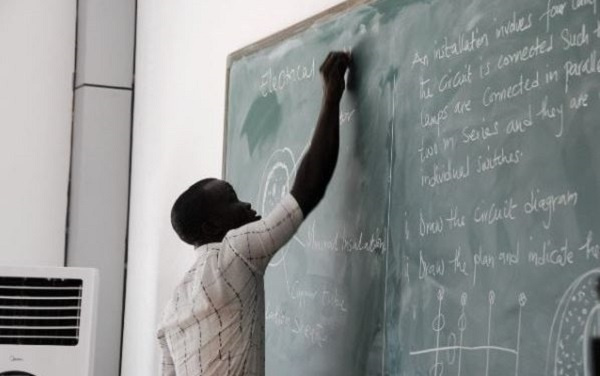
[222,0,372,178]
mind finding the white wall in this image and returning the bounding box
[0,1,76,266]
[121,1,345,375]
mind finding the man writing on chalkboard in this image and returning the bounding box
[157,51,351,376]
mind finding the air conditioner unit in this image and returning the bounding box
[0,266,99,376]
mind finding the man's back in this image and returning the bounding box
[158,195,303,375]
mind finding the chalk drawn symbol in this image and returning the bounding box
[457,293,468,376]
[259,147,308,297]
[410,291,525,376]
[259,148,296,217]
[429,362,444,376]
[485,290,495,376]
[515,292,526,376]
[433,287,446,376]
[457,312,467,333]
[518,293,527,307]
[546,268,600,376]
[432,314,446,332]
[446,333,457,365]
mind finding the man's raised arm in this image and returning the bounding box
[291,51,351,216]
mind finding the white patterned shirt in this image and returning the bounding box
[157,194,303,376]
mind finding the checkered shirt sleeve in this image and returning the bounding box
[157,330,176,376]
[221,193,303,274]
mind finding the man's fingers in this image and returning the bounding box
[319,52,335,73]
[320,51,351,76]
[336,54,350,74]
[339,52,351,67]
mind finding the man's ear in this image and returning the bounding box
[201,221,221,237]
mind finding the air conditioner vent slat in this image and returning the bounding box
[0,276,83,346]
[0,308,80,317]
[0,298,81,307]
[0,318,79,327]
[0,287,82,297]
[0,277,82,288]
[0,336,79,346]
[0,327,78,337]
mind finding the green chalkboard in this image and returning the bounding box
[224,0,600,375]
